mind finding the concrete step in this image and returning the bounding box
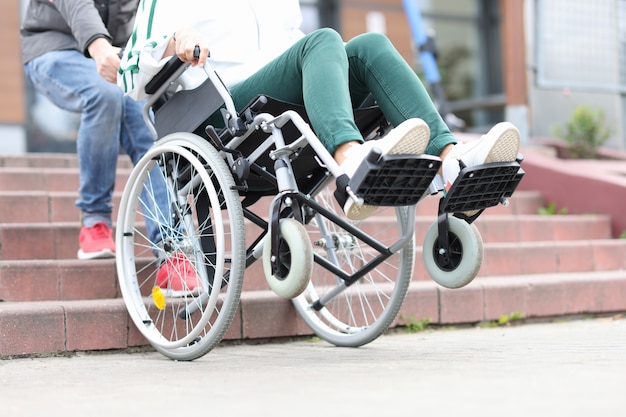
[0,212,613,260]
[2,270,625,357]
[0,190,542,224]
[245,238,626,289]
[0,223,79,260]
[0,167,131,193]
[415,239,626,281]
[0,152,623,358]
[2,237,625,301]
[0,153,132,169]
[0,153,80,169]
[0,191,123,223]
[0,258,119,302]
[0,180,542,224]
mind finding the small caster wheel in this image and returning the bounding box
[263,218,313,298]
[423,216,483,288]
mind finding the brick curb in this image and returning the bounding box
[2,271,626,357]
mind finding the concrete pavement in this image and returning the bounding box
[1,316,625,417]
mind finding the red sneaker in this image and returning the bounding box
[77,222,116,260]
[156,253,202,297]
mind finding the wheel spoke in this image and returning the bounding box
[292,189,414,347]
[116,134,245,361]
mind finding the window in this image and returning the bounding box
[536,0,626,93]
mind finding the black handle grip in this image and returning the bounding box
[144,45,204,95]
[145,54,186,95]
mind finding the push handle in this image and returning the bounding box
[144,46,202,95]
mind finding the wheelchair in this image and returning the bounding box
[115,54,524,361]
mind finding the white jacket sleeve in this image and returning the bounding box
[117,0,179,101]
[118,0,306,100]
[118,39,172,101]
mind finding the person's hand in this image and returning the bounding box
[88,37,121,83]
[170,28,210,67]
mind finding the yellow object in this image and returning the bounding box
[152,286,166,310]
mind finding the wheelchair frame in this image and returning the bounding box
[115,55,524,361]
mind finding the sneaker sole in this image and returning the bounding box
[345,119,430,221]
[484,122,521,164]
[379,118,430,156]
[344,200,378,221]
[77,248,116,260]
[462,122,520,217]
[163,288,202,298]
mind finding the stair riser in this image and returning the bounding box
[0,193,123,223]
[0,154,132,169]
[2,240,626,301]
[0,190,544,223]
[0,171,130,193]
[1,153,624,359]
[0,212,612,260]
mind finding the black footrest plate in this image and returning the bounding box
[349,153,441,207]
[442,161,525,213]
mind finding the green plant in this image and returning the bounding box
[552,105,611,159]
[619,231,626,239]
[538,202,568,215]
[480,311,525,328]
[497,311,525,326]
[401,314,432,333]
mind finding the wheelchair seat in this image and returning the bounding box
[151,76,390,198]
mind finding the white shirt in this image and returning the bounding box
[119,0,305,100]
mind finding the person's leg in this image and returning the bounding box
[25,50,121,258]
[345,32,520,197]
[26,51,121,221]
[343,32,456,157]
[119,97,153,165]
[229,28,429,220]
[230,28,362,156]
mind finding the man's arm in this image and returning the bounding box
[52,0,120,82]
[88,38,122,83]
[51,0,112,56]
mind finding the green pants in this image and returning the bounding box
[230,28,456,156]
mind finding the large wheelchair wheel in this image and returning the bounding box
[116,132,246,361]
[422,216,483,289]
[292,189,415,347]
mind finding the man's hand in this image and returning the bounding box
[88,37,122,83]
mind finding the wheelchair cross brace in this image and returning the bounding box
[266,188,417,308]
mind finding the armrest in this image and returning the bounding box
[144,54,188,95]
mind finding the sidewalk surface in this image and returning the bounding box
[1,317,624,417]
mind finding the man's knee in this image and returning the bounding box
[83,82,125,116]
[97,83,125,105]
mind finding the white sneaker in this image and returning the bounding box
[340,118,430,220]
[441,121,521,215]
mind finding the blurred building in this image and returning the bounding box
[0,0,26,153]
[2,0,625,153]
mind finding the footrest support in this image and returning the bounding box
[441,160,525,220]
[346,149,442,207]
